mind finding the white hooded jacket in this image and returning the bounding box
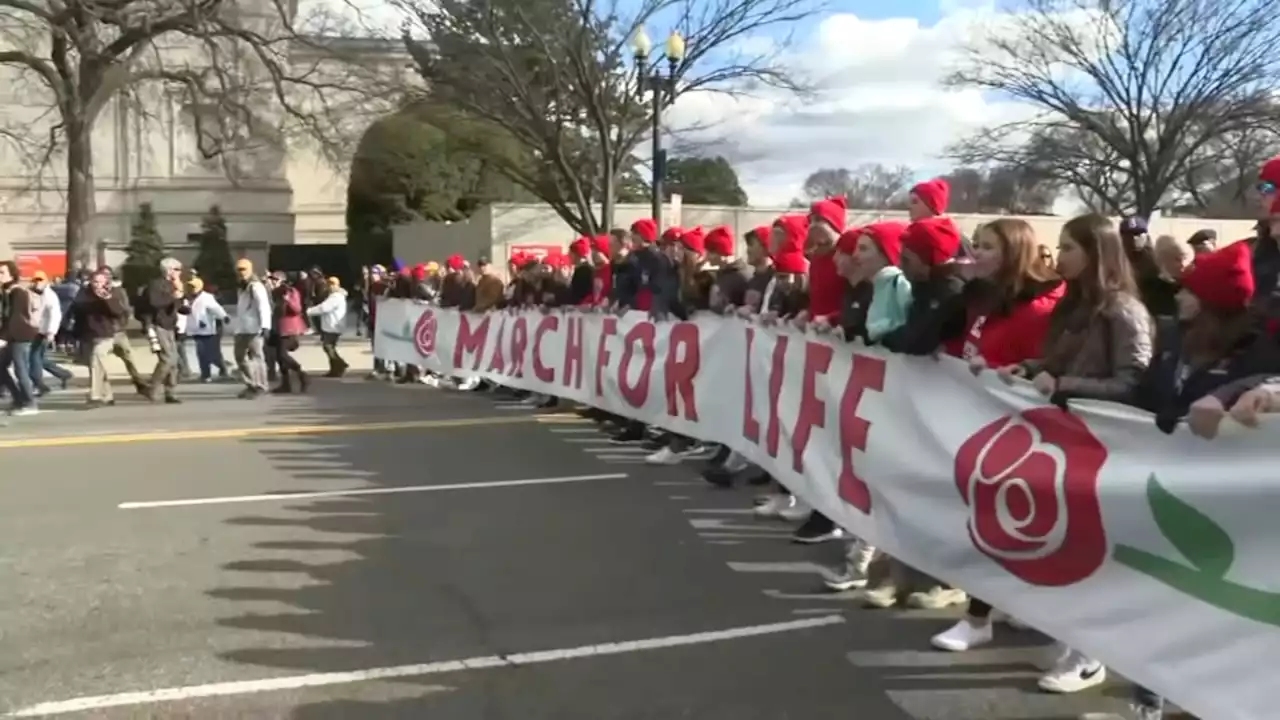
[306,287,347,334]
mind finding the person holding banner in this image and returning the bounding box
[926,218,1063,645]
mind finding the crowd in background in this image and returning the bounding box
[0,258,353,413]
[374,156,1280,720]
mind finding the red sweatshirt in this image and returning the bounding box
[955,280,1064,366]
[592,264,613,306]
[807,252,843,321]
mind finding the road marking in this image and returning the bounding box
[119,473,629,510]
[550,428,600,435]
[0,415,541,450]
[5,615,845,717]
[726,561,827,575]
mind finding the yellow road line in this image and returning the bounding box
[0,414,546,450]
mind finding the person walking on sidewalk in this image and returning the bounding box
[306,276,348,377]
[0,260,41,415]
[141,257,186,404]
[186,277,229,382]
[269,272,308,393]
[232,259,272,399]
[29,270,72,394]
[100,267,146,393]
[74,270,128,408]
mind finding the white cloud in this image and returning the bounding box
[664,8,1037,207]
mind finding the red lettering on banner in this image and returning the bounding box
[486,318,507,373]
[618,321,656,408]
[743,327,760,443]
[453,314,491,370]
[532,315,559,383]
[838,353,887,514]
[664,322,700,420]
[595,317,618,397]
[764,335,788,458]
[510,317,529,378]
[792,342,834,473]
[562,316,584,390]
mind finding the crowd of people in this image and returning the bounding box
[380,159,1280,720]
[0,258,353,413]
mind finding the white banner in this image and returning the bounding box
[376,299,1280,720]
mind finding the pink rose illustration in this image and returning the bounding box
[954,407,1108,587]
[413,309,438,357]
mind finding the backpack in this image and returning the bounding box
[20,286,42,332]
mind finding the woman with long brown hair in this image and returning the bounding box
[929,218,1064,650]
[994,214,1154,696]
[953,218,1063,369]
[1003,213,1155,406]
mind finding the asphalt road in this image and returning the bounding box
[0,378,1149,719]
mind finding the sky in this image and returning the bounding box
[661,0,1035,207]
[315,0,1032,209]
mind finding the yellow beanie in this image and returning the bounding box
[188,277,205,292]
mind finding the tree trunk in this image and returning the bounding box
[65,119,98,272]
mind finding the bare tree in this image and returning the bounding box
[798,163,914,209]
[0,0,398,268]
[398,0,817,235]
[945,0,1280,217]
[941,164,1059,214]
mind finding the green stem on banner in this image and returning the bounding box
[1113,544,1280,627]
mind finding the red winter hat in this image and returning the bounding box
[747,225,772,245]
[509,252,526,267]
[704,226,734,256]
[809,195,848,232]
[773,248,808,274]
[911,178,951,215]
[772,214,809,255]
[591,234,611,256]
[1180,241,1255,311]
[446,254,465,271]
[860,221,908,266]
[410,263,427,281]
[902,217,962,266]
[680,226,706,254]
[1260,155,1280,186]
[661,226,684,245]
[835,227,862,255]
[631,218,658,243]
[569,236,590,258]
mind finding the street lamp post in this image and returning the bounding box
[632,28,685,227]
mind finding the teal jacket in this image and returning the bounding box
[866,266,913,342]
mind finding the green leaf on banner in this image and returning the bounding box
[1147,473,1235,577]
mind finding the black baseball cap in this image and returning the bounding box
[1187,229,1216,247]
[1119,216,1148,236]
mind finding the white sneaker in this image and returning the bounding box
[906,586,968,609]
[457,377,480,391]
[777,499,811,522]
[754,494,795,518]
[1038,649,1106,693]
[819,563,868,592]
[421,375,440,388]
[930,618,994,652]
[645,447,683,465]
[9,406,38,416]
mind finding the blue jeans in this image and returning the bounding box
[193,335,226,380]
[29,336,71,389]
[0,341,36,408]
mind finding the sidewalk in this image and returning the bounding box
[52,339,375,380]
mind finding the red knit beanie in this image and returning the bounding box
[809,195,848,232]
[1181,241,1254,312]
[446,254,465,271]
[591,234,611,256]
[569,237,590,258]
[911,178,951,215]
[747,225,772,246]
[773,248,808,274]
[630,218,658,243]
[661,226,684,245]
[1260,156,1280,186]
[680,226,706,255]
[902,217,962,266]
[860,221,908,266]
[835,227,862,255]
[704,226,734,256]
[772,215,809,256]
